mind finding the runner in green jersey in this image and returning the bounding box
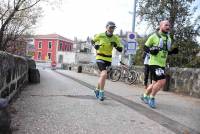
[141,20,178,108]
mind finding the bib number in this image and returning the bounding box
[155,68,165,76]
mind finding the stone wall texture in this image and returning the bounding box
[0,51,28,101]
[62,63,200,98]
[0,51,38,134]
[168,68,200,98]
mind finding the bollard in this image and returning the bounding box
[28,68,40,83]
[77,66,82,73]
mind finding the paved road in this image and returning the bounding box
[10,68,200,134]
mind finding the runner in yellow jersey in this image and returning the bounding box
[141,20,178,108]
[91,21,123,101]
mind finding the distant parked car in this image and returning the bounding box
[51,61,57,70]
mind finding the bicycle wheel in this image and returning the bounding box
[125,70,137,85]
[109,68,121,82]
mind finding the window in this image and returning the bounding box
[48,41,52,49]
[47,53,52,60]
[38,41,42,49]
[38,52,42,60]
[59,42,63,51]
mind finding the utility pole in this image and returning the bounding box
[128,0,137,66]
[132,0,137,33]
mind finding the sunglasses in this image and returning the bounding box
[109,26,116,29]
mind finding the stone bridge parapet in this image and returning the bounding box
[62,63,200,98]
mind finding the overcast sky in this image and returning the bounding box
[35,0,146,40]
[35,0,200,41]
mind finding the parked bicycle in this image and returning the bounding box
[109,61,138,84]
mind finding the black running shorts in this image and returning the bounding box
[149,65,166,81]
[96,60,111,72]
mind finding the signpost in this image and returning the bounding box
[127,32,137,65]
[127,42,137,54]
[128,0,137,66]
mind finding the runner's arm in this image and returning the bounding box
[110,41,123,52]
[111,37,123,52]
[91,34,101,50]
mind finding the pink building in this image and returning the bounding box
[34,34,73,63]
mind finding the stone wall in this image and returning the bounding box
[62,63,99,75]
[167,68,200,98]
[0,51,28,101]
[62,63,200,98]
[0,51,39,134]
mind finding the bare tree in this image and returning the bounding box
[0,0,44,51]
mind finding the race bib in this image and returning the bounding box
[155,68,165,76]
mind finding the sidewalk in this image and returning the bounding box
[56,69,200,133]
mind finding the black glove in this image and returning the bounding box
[168,48,179,55]
[150,46,159,55]
[111,42,117,47]
[144,45,150,53]
[94,45,100,50]
[91,40,100,50]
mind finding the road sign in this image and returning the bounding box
[126,49,136,55]
[127,41,137,50]
[127,32,136,42]
[127,41,137,54]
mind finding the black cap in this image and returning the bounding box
[106,21,116,28]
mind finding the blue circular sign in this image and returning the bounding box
[129,33,135,39]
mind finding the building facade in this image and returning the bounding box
[33,34,73,63]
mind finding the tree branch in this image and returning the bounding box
[17,0,41,11]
